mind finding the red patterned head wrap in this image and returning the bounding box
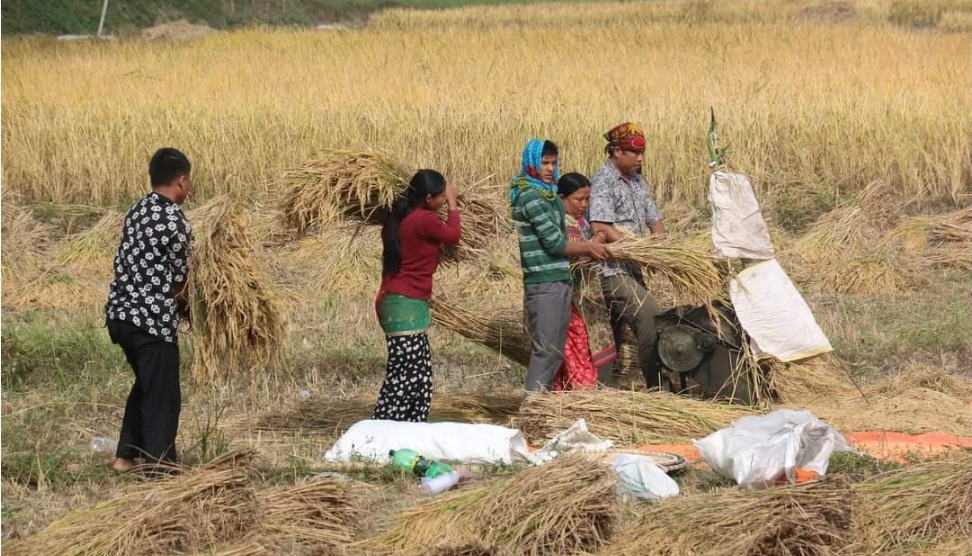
[604,122,646,154]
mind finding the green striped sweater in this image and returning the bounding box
[512,188,571,284]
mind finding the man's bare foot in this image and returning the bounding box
[112,457,136,473]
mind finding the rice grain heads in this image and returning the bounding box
[186,196,286,384]
[603,478,853,556]
[518,390,759,446]
[358,453,619,556]
[430,298,533,367]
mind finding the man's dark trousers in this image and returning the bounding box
[107,319,181,464]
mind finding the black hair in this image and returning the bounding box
[557,172,591,198]
[541,140,558,158]
[382,169,447,277]
[149,148,191,187]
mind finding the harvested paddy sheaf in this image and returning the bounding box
[5,451,259,556]
[55,210,125,277]
[517,390,759,446]
[279,149,507,264]
[766,353,854,404]
[788,181,926,294]
[249,393,523,433]
[1,203,51,280]
[849,453,972,553]
[429,298,532,368]
[602,478,852,556]
[257,478,369,547]
[357,453,619,556]
[186,197,287,385]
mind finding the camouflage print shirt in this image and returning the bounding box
[588,159,662,277]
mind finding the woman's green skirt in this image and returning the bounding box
[376,292,430,336]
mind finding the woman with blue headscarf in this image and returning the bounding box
[511,139,609,392]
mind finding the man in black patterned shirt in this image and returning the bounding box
[105,148,193,472]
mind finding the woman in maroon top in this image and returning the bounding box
[373,169,461,422]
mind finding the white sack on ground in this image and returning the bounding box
[518,419,614,465]
[693,409,856,490]
[708,170,775,260]
[323,419,527,465]
[613,454,679,501]
[730,259,833,361]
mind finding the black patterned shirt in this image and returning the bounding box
[105,192,193,344]
[588,159,662,277]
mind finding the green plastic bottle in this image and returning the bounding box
[389,449,454,479]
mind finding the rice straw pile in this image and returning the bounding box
[1,203,51,281]
[430,298,532,367]
[601,237,726,307]
[251,393,523,433]
[257,478,368,547]
[6,450,259,556]
[281,148,409,234]
[517,390,759,446]
[765,353,853,404]
[924,206,972,271]
[789,180,925,294]
[187,196,287,384]
[358,453,618,555]
[187,540,269,556]
[55,209,126,275]
[868,365,972,400]
[603,478,852,556]
[850,454,972,553]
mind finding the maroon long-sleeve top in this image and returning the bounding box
[380,208,461,300]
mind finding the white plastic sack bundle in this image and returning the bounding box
[708,171,775,260]
[613,454,679,501]
[730,259,833,362]
[693,409,856,490]
[323,419,527,465]
[520,419,613,465]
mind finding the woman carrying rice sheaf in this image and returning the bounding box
[373,169,461,422]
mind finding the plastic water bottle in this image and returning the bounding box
[420,471,462,494]
[90,436,117,454]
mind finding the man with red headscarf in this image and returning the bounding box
[588,122,667,390]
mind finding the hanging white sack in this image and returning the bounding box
[708,170,775,260]
[730,259,833,361]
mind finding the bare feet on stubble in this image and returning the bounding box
[112,457,136,473]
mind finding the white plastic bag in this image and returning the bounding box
[708,171,775,260]
[323,420,527,465]
[518,419,613,465]
[693,409,855,490]
[613,454,679,501]
[730,259,833,361]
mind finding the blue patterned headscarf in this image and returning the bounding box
[510,138,560,207]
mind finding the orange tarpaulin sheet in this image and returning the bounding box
[845,431,972,464]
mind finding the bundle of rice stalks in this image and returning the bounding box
[7,450,259,556]
[251,393,522,433]
[765,353,853,404]
[603,478,852,556]
[789,181,927,294]
[186,197,287,385]
[257,477,368,546]
[600,237,726,307]
[517,390,759,446]
[2,266,107,310]
[358,453,619,556]
[187,539,269,556]
[850,453,972,553]
[869,364,972,400]
[429,298,532,367]
[800,387,970,438]
[55,210,125,275]
[281,148,409,234]
[929,206,972,245]
[439,192,510,263]
[0,203,51,281]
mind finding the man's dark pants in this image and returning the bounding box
[107,319,181,464]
